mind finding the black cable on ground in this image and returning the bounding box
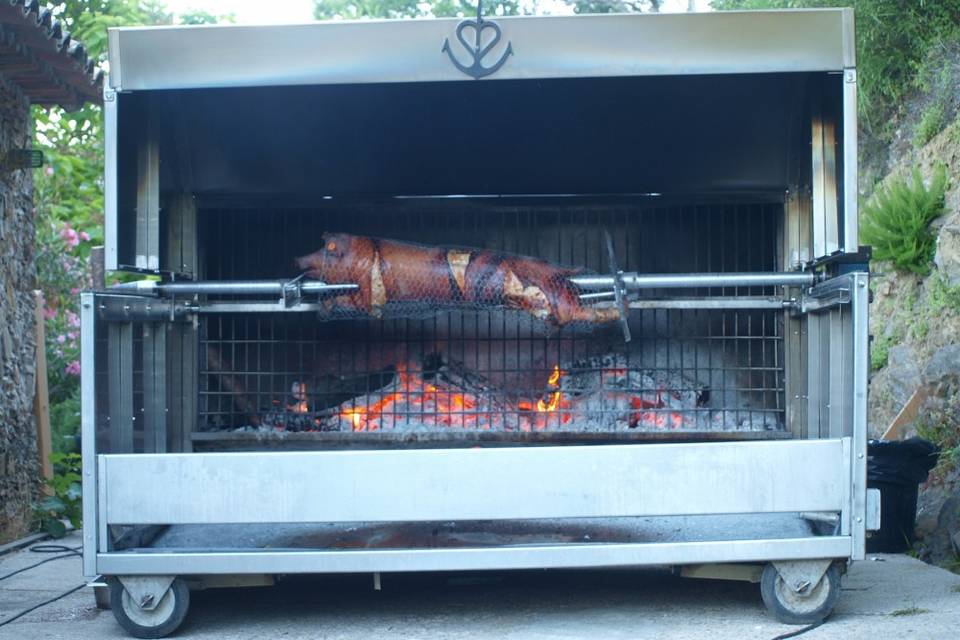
[0,583,86,628]
[0,543,86,628]
[0,544,81,582]
[770,621,824,639]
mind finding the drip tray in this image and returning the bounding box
[131,514,818,553]
[191,429,792,451]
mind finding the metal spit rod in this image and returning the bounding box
[571,271,817,291]
[112,279,358,296]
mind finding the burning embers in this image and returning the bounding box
[244,354,775,434]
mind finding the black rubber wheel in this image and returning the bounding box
[760,563,841,625]
[108,577,190,639]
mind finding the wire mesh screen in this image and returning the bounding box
[197,201,785,434]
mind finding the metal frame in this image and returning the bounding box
[106,10,851,92]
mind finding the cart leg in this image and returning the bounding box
[94,584,111,610]
[108,576,190,639]
[760,560,842,625]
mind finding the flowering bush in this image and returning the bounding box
[34,156,98,453]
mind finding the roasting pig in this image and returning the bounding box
[296,232,620,326]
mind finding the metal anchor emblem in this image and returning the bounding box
[442,4,513,79]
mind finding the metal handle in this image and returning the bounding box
[572,271,817,291]
[112,279,358,297]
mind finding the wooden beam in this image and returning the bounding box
[33,290,52,484]
[881,386,927,441]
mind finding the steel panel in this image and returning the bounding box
[107,11,847,92]
[850,273,869,558]
[843,70,859,252]
[102,440,848,525]
[96,536,851,575]
[103,90,118,271]
[80,293,97,577]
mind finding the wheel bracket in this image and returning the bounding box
[117,575,175,612]
[772,559,833,595]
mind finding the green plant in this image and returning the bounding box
[33,453,83,538]
[928,274,960,314]
[860,165,948,274]
[915,396,960,480]
[871,314,905,372]
[914,102,947,148]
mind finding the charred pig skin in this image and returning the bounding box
[296,232,620,326]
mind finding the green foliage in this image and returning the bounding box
[178,9,235,24]
[33,453,83,538]
[927,274,960,314]
[712,1,960,136]
[914,102,947,148]
[871,331,897,371]
[29,2,231,495]
[860,165,948,274]
[915,396,960,480]
[313,0,527,20]
[312,0,664,20]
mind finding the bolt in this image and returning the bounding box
[856,517,863,523]
[794,580,811,593]
[139,593,154,608]
[858,453,864,459]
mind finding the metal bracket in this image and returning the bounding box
[796,275,853,315]
[117,575,175,612]
[604,229,631,343]
[772,559,833,595]
[96,294,193,323]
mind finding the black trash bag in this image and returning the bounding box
[866,438,939,553]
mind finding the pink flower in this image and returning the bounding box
[67,332,77,341]
[66,311,80,327]
[56,334,66,344]
[79,231,90,242]
[60,226,79,248]
[64,361,81,376]
[44,166,54,177]
[43,307,57,321]
[70,287,79,295]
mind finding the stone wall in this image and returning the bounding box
[0,74,37,544]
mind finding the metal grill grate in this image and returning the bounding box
[197,201,785,434]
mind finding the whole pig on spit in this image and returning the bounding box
[296,232,621,326]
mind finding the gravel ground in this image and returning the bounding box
[2,531,959,639]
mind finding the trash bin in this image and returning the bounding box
[866,438,939,553]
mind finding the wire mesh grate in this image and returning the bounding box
[197,201,786,434]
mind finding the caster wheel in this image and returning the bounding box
[109,577,190,639]
[761,563,841,625]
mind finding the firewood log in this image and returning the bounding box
[296,233,620,326]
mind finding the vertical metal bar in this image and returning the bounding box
[805,314,822,439]
[108,323,134,453]
[822,113,840,255]
[143,323,167,453]
[810,82,827,259]
[103,90,119,271]
[135,137,160,271]
[843,68,859,253]
[828,307,844,438]
[850,272,870,559]
[97,459,108,553]
[80,293,97,577]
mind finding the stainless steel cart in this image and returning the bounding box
[83,9,876,637]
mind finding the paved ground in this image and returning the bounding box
[2,531,959,639]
